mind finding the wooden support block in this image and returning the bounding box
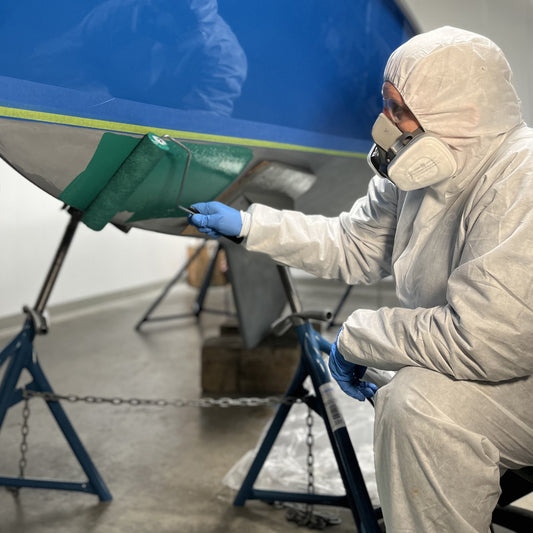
[201,335,241,394]
[201,330,300,395]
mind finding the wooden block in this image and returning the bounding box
[219,319,240,337]
[201,335,241,393]
[238,341,300,395]
[201,331,301,395]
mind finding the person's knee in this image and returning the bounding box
[374,367,501,465]
[374,366,430,433]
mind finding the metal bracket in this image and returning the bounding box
[22,306,48,335]
[270,310,333,337]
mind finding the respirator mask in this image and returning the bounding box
[367,113,457,191]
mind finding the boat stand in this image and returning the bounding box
[0,208,111,501]
[327,285,354,330]
[135,240,232,330]
[234,266,381,532]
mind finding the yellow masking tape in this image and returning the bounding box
[0,105,366,159]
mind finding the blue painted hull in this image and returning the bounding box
[0,0,416,233]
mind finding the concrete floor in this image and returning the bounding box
[0,275,394,533]
[0,275,530,532]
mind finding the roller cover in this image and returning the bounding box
[81,133,170,230]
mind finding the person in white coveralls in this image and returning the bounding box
[188,26,533,532]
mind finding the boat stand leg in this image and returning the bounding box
[234,266,380,532]
[301,337,380,531]
[327,285,353,329]
[134,240,208,330]
[233,344,380,531]
[27,349,112,500]
[0,326,32,429]
[135,241,231,328]
[233,363,308,506]
[0,208,111,500]
[0,319,111,500]
[191,243,222,316]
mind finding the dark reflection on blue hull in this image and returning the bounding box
[0,0,415,145]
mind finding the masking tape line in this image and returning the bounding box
[0,105,366,159]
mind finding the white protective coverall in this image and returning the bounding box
[241,27,533,532]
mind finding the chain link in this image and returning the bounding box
[306,406,315,497]
[8,398,31,497]
[301,405,317,525]
[283,502,342,530]
[16,388,340,528]
[18,398,30,479]
[284,405,342,529]
[21,388,302,408]
[286,405,322,528]
[12,389,300,498]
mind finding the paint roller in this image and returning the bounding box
[82,133,171,231]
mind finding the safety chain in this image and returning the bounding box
[306,406,315,500]
[301,405,317,524]
[285,405,319,527]
[18,397,30,479]
[13,390,301,492]
[7,397,31,496]
[16,389,341,528]
[284,405,341,529]
[20,389,302,408]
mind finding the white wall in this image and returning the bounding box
[0,160,193,319]
[402,0,533,124]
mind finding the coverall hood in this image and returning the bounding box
[384,26,523,188]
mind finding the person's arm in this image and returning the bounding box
[338,171,533,382]
[244,175,399,285]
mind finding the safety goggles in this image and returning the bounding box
[383,98,416,125]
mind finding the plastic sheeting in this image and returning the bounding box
[223,378,381,507]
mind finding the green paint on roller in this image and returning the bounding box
[81,133,170,230]
[59,133,140,211]
[59,132,253,231]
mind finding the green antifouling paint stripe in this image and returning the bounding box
[81,133,169,231]
[0,105,366,159]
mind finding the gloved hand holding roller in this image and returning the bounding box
[187,201,243,238]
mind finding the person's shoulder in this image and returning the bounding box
[473,125,533,209]
[487,125,533,182]
[502,124,533,157]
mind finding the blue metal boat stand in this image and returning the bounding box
[234,266,381,532]
[135,240,233,330]
[327,285,354,330]
[0,207,112,501]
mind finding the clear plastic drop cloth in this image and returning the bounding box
[223,377,381,507]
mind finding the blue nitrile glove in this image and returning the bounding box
[188,201,242,238]
[328,329,377,401]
